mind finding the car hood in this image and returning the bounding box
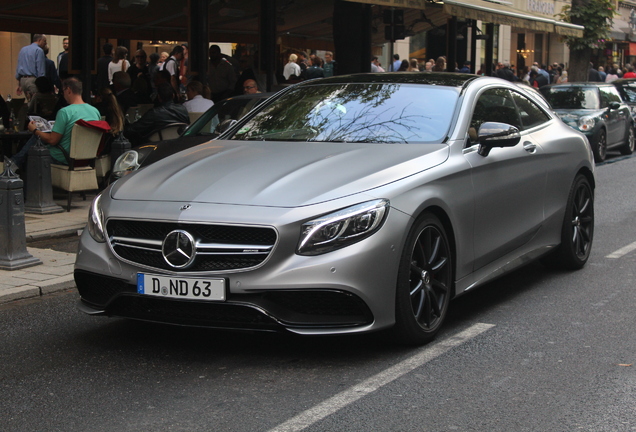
[553,108,604,119]
[111,140,449,207]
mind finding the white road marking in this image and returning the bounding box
[606,241,636,259]
[267,323,495,432]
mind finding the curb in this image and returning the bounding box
[0,275,76,305]
[26,225,86,243]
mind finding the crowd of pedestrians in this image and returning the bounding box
[9,32,636,171]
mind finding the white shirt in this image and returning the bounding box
[183,95,214,113]
[283,62,301,80]
[108,59,130,84]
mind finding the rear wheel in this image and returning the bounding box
[393,213,452,345]
[620,126,635,155]
[546,175,594,269]
[592,129,607,163]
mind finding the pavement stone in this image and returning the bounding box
[0,193,94,305]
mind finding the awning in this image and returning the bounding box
[345,0,584,37]
[443,0,554,33]
[555,22,585,38]
[610,19,631,41]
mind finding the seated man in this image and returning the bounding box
[9,77,101,169]
[124,82,189,145]
[183,81,214,113]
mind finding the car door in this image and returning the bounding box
[599,86,627,145]
[463,88,548,271]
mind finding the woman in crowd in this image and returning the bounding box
[108,46,130,85]
[432,56,446,72]
[94,87,125,154]
[407,59,419,72]
[283,53,301,81]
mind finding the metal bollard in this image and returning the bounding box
[24,137,64,214]
[110,132,131,171]
[0,157,42,270]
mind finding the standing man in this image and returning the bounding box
[160,45,185,100]
[8,78,101,169]
[208,45,236,103]
[57,38,69,68]
[391,54,401,72]
[323,51,337,77]
[15,34,47,100]
[96,43,113,92]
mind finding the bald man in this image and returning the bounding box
[243,79,260,95]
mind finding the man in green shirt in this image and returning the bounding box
[10,77,101,169]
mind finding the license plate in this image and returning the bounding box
[137,273,226,301]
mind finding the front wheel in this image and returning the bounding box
[592,129,607,163]
[393,213,453,345]
[546,175,594,270]
[620,126,635,155]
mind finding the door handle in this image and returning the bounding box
[523,141,537,153]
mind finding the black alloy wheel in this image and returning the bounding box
[393,213,452,345]
[620,126,635,155]
[550,175,594,269]
[593,129,607,163]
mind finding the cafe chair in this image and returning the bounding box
[188,112,204,124]
[146,122,187,142]
[50,123,104,211]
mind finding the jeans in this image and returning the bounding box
[11,133,38,168]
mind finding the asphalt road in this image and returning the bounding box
[2,152,636,432]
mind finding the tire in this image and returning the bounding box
[592,129,607,163]
[620,126,635,155]
[393,213,453,345]
[546,175,594,270]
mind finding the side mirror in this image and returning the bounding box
[477,122,521,156]
[608,101,621,110]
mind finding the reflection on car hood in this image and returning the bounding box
[111,140,449,207]
[554,108,604,119]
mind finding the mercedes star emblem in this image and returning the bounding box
[162,230,196,268]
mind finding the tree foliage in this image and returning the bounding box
[558,0,617,51]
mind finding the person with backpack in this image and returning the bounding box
[160,45,185,101]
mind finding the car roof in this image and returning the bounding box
[299,72,481,88]
[541,82,614,88]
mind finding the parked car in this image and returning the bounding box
[540,82,634,162]
[110,92,273,182]
[76,73,595,345]
[611,78,636,120]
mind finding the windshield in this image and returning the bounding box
[615,83,636,103]
[541,87,600,109]
[183,96,266,137]
[230,83,459,143]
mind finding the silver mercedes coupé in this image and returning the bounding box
[75,73,595,345]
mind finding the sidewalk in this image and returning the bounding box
[0,193,94,304]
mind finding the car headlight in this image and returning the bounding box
[297,199,389,256]
[578,116,595,132]
[112,150,140,178]
[87,193,106,243]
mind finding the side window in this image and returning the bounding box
[599,86,622,105]
[469,88,521,142]
[510,91,551,130]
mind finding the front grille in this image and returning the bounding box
[75,271,373,329]
[106,219,277,273]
